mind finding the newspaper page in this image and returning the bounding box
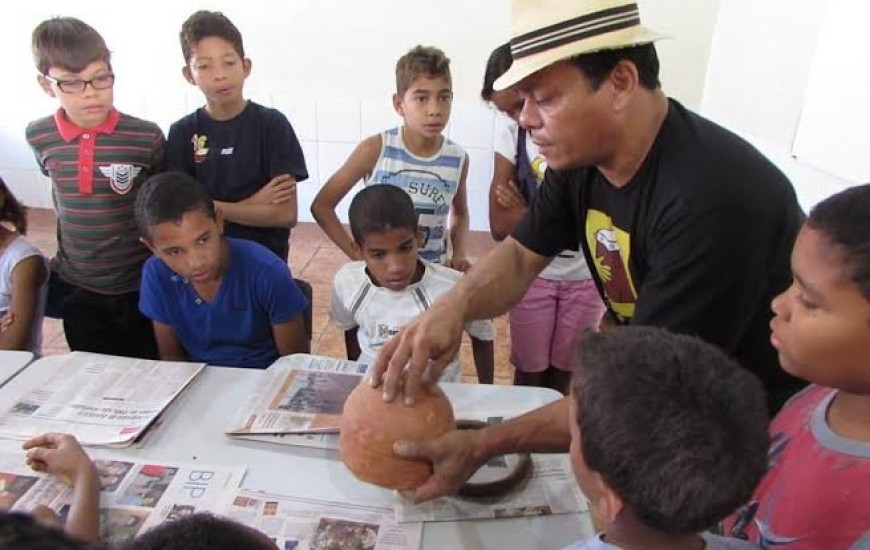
[0,451,245,545]
[395,453,588,523]
[226,490,422,550]
[228,354,368,436]
[232,432,340,450]
[0,352,205,446]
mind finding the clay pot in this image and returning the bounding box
[340,382,455,490]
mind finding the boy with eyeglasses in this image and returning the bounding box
[26,16,165,358]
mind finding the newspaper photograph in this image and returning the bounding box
[227,354,368,436]
[0,352,205,446]
[226,490,422,550]
[394,454,588,523]
[0,451,245,545]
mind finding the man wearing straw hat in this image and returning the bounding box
[371,0,804,500]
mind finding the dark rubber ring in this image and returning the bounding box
[455,419,533,498]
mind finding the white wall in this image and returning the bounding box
[0,0,720,230]
[700,0,857,211]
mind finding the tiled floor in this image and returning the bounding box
[27,208,516,384]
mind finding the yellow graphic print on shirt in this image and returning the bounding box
[191,134,209,164]
[585,209,637,321]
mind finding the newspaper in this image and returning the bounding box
[395,454,588,523]
[226,490,422,550]
[0,451,245,545]
[227,354,368,436]
[0,352,205,447]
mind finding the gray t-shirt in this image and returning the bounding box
[560,533,760,550]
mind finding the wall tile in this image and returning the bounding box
[316,98,361,143]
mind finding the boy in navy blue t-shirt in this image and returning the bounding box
[136,172,308,368]
[163,10,307,262]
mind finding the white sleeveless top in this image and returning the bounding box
[0,236,48,354]
[367,127,466,264]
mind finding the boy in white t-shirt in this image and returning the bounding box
[330,185,494,383]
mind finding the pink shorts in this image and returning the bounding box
[510,278,606,372]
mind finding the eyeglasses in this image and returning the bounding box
[43,73,115,94]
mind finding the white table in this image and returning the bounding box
[0,350,34,388]
[0,355,593,550]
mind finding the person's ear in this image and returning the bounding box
[352,241,362,257]
[607,60,639,112]
[139,236,157,255]
[589,472,625,527]
[37,75,56,98]
[393,93,404,116]
[243,57,252,78]
[182,65,195,86]
[415,227,425,247]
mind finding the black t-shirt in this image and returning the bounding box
[514,99,805,410]
[164,101,308,261]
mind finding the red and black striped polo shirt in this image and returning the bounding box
[26,108,165,295]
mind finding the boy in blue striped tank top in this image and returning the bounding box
[312,45,471,270]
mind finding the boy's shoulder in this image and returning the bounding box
[333,261,369,290]
[171,101,288,131]
[228,238,287,272]
[421,261,462,286]
[114,111,163,137]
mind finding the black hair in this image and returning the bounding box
[348,185,418,245]
[32,16,111,75]
[481,43,513,101]
[0,512,101,550]
[0,176,28,235]
[806,183,870,301]
[123,513,275,550]
[396,45,451,96]
[134,172,216,239]
[570,43,660,91]
[180,10,245,64]
[571,326,769,534]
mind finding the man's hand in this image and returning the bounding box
[244,174,296,205]
[371,294,467,404]
[495,179,527,210]
[393,428,488,503]
[23,433,97,488]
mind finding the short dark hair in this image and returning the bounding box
[571,327,769,534]
[569,43,660,91]
[348,185,418,245]
[32,17,111,75]
[0,176,28,235]
[396,45,451,96]
[481,43,513,102]
[806,183,870,302]
[135,172,216,239]
[0,512,100,550]
[123,513,275,550]
[180,10,245,64]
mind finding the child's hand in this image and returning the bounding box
[22,433,97,487]
[246,174,296,205]
[448,258,473,272]
[495,179,527,210]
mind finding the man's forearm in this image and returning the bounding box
[65,468,101,542]
[454,237,548,321]
[477,397,571,457]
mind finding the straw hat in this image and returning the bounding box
[494,0,667,90]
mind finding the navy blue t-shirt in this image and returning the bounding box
[163,101,308,260]
[138,238,309,368]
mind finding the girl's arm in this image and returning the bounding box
[311,135,383,260]
[448,157,470,271]
[488,152,528,241]
[0,256,47,350]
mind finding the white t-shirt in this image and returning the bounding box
[561,533,761,550]
[493,116,592,282]
[330,260,495,382]
[0,236,48,354]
